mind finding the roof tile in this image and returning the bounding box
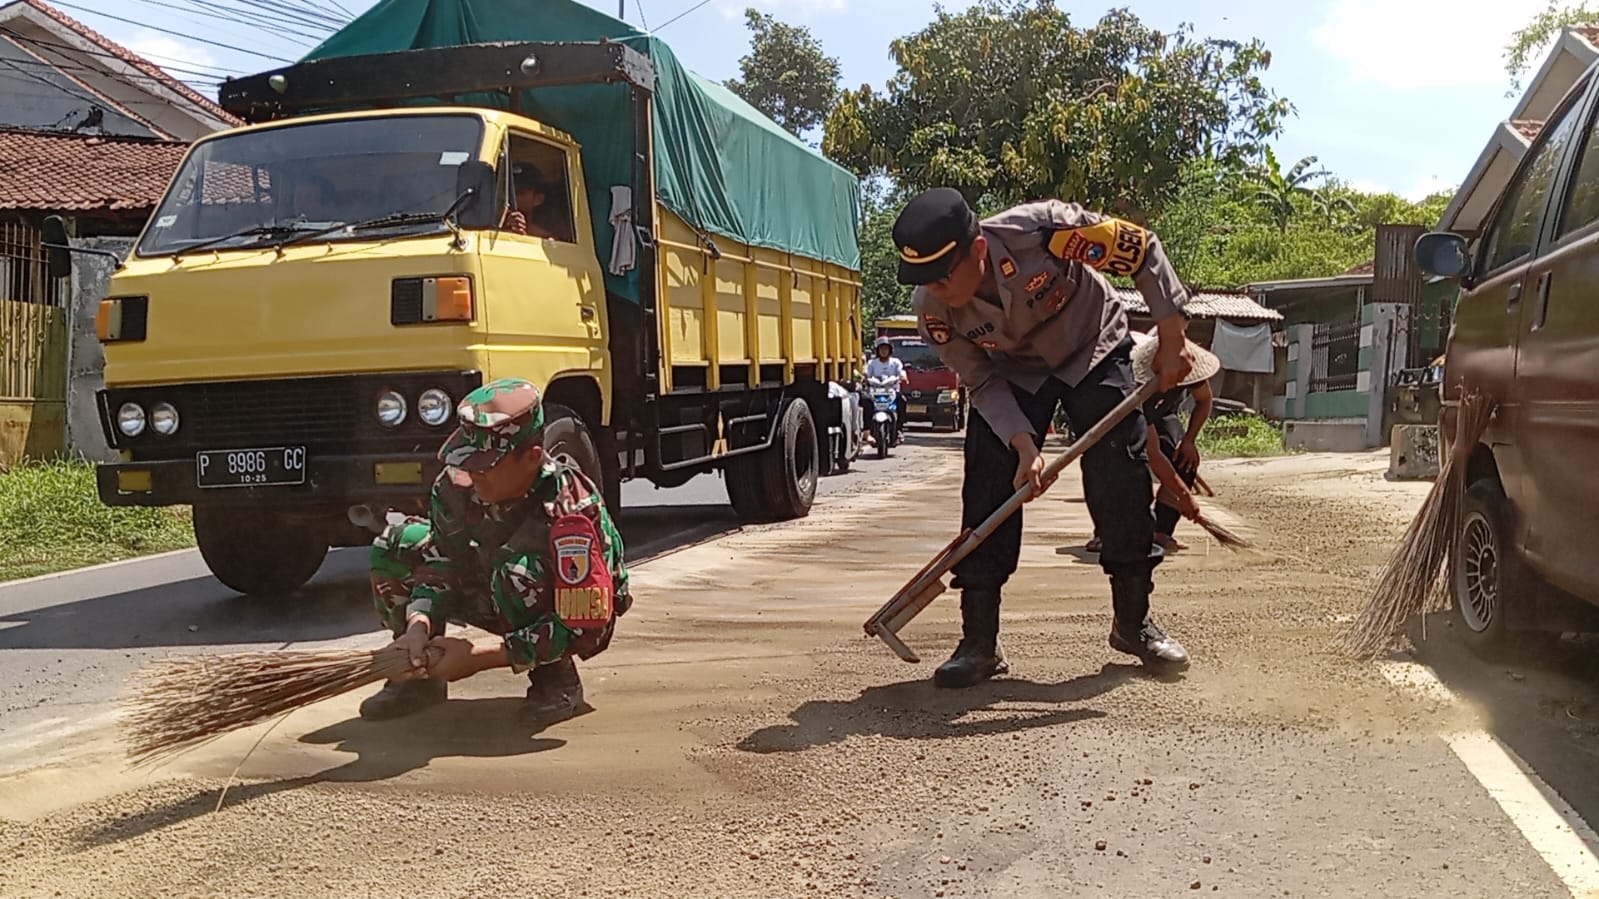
[0,127,186,211]
[19,0,239,128]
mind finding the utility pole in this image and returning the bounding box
[618,0,624,19]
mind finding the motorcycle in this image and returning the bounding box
[868,382,900,458]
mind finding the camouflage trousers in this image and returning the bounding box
[369,516,619,671]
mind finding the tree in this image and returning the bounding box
[1249,148,1327,232]
[857,178,915,339]
[724,9,842,138]
[1506,2,1599,91]
[823,0,1290,223]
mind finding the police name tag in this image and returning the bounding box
[550,514,614,629]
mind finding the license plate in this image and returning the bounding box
[908,404,928,414]
[196,447,307,489]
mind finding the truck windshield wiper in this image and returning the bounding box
[172,224,318,259]
[276,188,480,250]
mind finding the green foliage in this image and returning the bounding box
[724,9,842,138]
[1194,414,1289,458]
[1148,157,1458,287]
[1506,2,1599,92]
[0,460,193,581]
[858,178,916,340]
[1249,148,1328,231]
[823,0,1290,223]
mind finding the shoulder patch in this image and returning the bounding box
[923,315,951,345]
[998,257,1017,279]
[1024,271,1050,294]
[1046,219,1149,278]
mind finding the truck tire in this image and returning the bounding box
[724,451,770,520]
[761,398,818,519]
[543,403,605,495]
[1451,479,1525,657]
[727,398,818,522]
[193,506,328,596]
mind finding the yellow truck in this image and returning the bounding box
[46,36,862,596]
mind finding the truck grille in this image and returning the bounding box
[101,371,481,456]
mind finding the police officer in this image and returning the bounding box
[892,188,1194,687]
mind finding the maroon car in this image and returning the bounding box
[1417,62,1599,654]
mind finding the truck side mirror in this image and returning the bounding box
[41,215,72,280]
[454,160,498,229]
[1415,232,1470,280]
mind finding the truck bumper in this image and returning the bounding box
[904,399,960,425]
[97,453,442,508]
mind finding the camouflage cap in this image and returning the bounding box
[438,378,546,473]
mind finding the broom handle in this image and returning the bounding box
[907,379,1162,585]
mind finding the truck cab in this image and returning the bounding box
[1416,60,1599,652]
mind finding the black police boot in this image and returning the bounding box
[933,588,1008,688]
[358,677,447,721]
[520,656,588,726]
[1108,574,1190,669]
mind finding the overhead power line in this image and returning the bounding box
[47,0,301,63]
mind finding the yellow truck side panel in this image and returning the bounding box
[654,210,861,392]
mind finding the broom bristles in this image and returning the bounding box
[1344,392,1495,659]
[121,646,416,762]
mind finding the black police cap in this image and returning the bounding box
[892,188,978,286]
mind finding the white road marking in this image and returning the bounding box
[1380,661,1599,898]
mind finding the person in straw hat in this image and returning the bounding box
[1087,330,1220,553]
[361,377,630,725]
[891,187,1197,684]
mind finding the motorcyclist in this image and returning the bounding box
[863,337,909,440]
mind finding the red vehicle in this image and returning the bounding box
[875,315,965,431]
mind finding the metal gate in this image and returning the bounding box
[1310,320,1361,393]
[1,217,70,465]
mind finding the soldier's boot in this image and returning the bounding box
[933,587,1008,689]
[358,677,447,721]
[1108,574,1190,669]
[520,656,588,727]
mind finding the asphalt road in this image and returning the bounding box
[0,431,931,756]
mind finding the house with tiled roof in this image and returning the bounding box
[1437,26,1599,236]
[0,0,236,464]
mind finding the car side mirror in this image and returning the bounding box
[42,214,72,280]
[1415,231,1470,280]
[454,160,498,230]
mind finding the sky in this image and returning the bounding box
[66,0,1572,203]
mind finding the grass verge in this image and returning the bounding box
[1194,414,1291,459]
[0,459,193,582]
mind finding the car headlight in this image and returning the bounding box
[937,389,956,403]
[150,402,180,436]
[375,390,407,428]
[117,402,146,437]
[417,388,452,427]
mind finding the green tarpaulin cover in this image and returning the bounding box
[304,0,861,302]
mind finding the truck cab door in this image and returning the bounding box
[1508,76,1599,596]
[479,130,608,383]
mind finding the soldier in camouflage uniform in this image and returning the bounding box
[360,377,630,725]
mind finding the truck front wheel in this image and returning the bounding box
[543,403,605,494]
[193,506,329,596]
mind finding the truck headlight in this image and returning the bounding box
[937,389,956,404]
[417,388,453,427]
[117,402,146,437]
[150,402,180,436]
[375,390,407,428]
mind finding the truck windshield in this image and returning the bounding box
[136,114,485,257]
[896,342,947,371]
